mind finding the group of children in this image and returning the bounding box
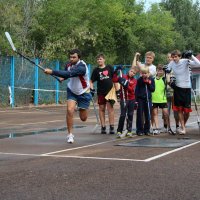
[44,48,200,143]
[90,51,189,138]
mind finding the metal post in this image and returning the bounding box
[34,58,39,106]
[55,60,60,104]
[10,56,15,108]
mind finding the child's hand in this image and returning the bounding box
[134,102,138,110]
[119,77,129,88]
[143,78,151,85]
[116,90,120,100]
[135,52,141,57]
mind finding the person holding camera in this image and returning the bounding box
[160,53,178,134]
[166,50,200,134]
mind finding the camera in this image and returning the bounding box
[182,50,193,59]
[163,65,171,73]
[169,76,176,89]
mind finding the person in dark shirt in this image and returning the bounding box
[90,53,115,134]
[135,66,155,136]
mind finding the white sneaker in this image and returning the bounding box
[67,134,74,143]
[120,130,128,138]
[126,132,133,137]
[176,127,180,134]
[177,128,186,135]
[160,128,167,133]
[153,129,160,135]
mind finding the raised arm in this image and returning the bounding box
[189,55,200,68]
[131,52,141,68]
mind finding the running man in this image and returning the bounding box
[44,49,92,143]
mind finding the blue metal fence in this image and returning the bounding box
[0,56,132,108]
[0,56,95,108]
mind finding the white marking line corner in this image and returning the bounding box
[144,140,200,162]
[0,139,199,163]
[0,152,144,162]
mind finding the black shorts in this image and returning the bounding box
[173,86,192,113]
[152,103,168,109]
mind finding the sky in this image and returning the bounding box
[142,0,162,9]
[140,0,197,9]
[135,0,162,10]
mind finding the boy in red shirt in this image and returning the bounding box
[113,67,137,138]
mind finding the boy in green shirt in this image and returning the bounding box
[152,64,173,134]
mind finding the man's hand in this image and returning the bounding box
[44,68,53,75]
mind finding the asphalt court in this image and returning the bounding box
[1,105,200,200]
[0,105,200,162]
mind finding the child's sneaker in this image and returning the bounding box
[153,129,160,135]
[101,126,107,134]
[109,125,115,134]
[177,128,186,135]
[160,127,167,133]
[126,132,133,137]
[168,128,176,135]
[67,134,74,143]
[116,132,122,138]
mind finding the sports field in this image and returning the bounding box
[0,104,200,200]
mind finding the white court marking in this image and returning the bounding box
[0,116,96,126]
[0,137,199,162]
[41,137,135,155]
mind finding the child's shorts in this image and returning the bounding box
[152,103,168,109]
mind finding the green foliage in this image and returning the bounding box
[161,0,200,53]
[0,0,199,65]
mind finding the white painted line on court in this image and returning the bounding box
[45,154,145,162]
[1,120,64,126]
[0,152,144,162]
[144,140,200,162]
[42,137,135,155]
[0,110,53,114]
[0,140,199,162]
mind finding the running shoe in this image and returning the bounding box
[153,129,160,135]
[168,128,176,135]
[67,134,74,143]
[126,132,133,137]
[116,132,122,138]
[177,128,186,135]
[109,125,115,134]
[160,128,167,133]
[101,126,107,134]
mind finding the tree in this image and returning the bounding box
[161,0,200,53]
